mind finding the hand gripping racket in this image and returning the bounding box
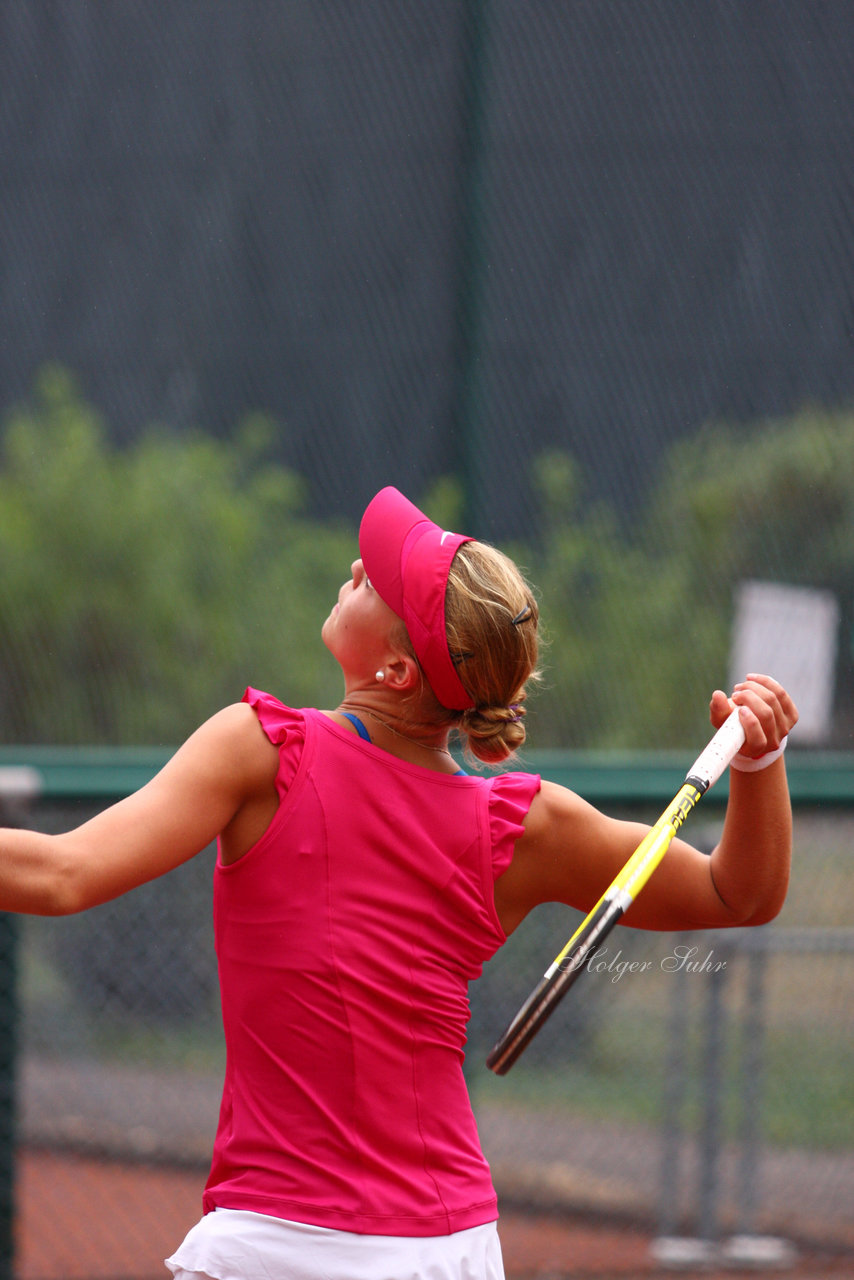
[486,708,746,1075]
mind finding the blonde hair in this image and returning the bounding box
[443,541,541,765]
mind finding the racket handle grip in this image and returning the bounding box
[686,707,745,792]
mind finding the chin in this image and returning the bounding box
[321,619,341,656]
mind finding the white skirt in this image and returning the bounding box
[165,1207,505,1280]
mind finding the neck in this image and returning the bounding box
[338,698,452,758]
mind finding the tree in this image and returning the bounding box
[525,409,854,748]
[0,367,352,744]
[3,370,850,749]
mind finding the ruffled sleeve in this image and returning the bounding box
[487,770,541,881]
[242,687,307,800]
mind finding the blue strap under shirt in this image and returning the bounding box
[340,712,468,776]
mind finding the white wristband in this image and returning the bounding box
[729,735,788,773]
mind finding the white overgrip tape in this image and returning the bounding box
[687,708,745,790]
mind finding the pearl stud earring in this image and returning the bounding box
[375,670,385,682]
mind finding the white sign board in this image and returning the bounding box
[730,581,839,745]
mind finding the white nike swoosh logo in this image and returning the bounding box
[440,531,454,545]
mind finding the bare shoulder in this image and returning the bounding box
[515,778,605,858]
[495,780,599,933]
[48,701,286,906]
[495,779,647,935]
[173,701,280,793]
[208,699,272,743]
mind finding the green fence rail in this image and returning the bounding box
[0,745,851,805]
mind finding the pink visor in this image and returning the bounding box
[359,487,475,710]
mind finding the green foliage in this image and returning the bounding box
[648,407,854,589]
[1,370,851,747]
[525,409,854,748]
[524,450,728,749]
[0,367,352,743]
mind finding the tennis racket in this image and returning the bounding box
[486,707,746,1075]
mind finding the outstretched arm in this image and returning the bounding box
[495,675,797,937]
[0,701,279,916]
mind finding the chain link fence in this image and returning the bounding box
[10,796,854,1276]
[1,1,854,1275]
[4,1,854,535]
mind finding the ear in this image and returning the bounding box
[382,649,421,694]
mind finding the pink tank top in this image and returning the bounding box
[202,689,540,1237]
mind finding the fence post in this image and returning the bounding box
[697,946,728,1244]
[452,0,493,535]
[737,943,767,1235]
[657,933,691,1237]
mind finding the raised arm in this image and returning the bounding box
[495,675,798,937]
[0,701,280,916]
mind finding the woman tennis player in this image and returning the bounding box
[0,487,797,1280]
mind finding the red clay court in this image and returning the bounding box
[14,1147,853,1280]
